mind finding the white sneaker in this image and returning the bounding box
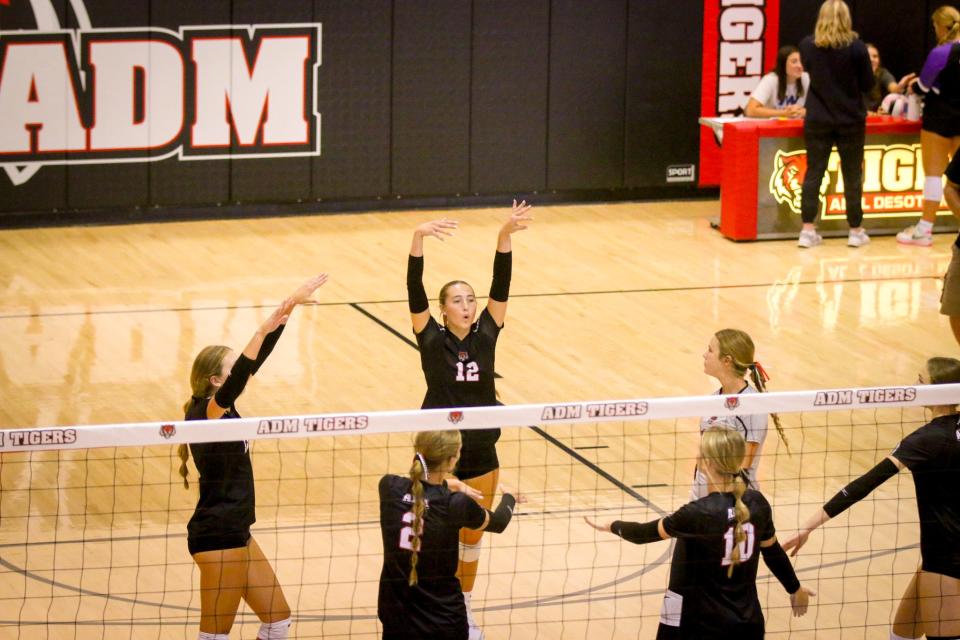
[465,593,485,640]
[896,224,933,246]
[797,229,822,248]
[847,229,870,247]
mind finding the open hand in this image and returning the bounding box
[781,529,810,557]
[415,218,458,241]
[291,273,329,305]
[500,200,533,236]
[790,586,816,616]
[583,516,612,533]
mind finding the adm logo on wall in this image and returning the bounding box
[0,0,321,186]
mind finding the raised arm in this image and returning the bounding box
[408,219,458,334]
[251,273,329,375]
[486,200,533,327]
[206,297,295,418]
[782,455,903,555]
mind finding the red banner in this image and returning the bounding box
[699,0,779,186]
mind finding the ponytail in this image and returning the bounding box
[728,470,751,577]
[748,361,789,452]
[408,455,427,586]
[177,444,190,489]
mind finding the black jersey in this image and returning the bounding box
[416,308,502,479]
[378,474,487,639]
[185,396,256,550]
[660,490,775,637]
[891,413,960,579]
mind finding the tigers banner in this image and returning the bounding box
[699,0,779,187]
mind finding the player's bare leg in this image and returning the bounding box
[243,536,292,639]
[457,468,499,639]
[194,546,248,635]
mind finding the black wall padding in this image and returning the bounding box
[470,0,550,194]
[312,0,392,199]
[547,0,628,190]
[624,0,702,188]
[391,0,472,196]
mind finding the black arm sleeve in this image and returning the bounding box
[611,519,662,545]
[213,354,256,409]
[760,541,801,594]
[823,457,899,518]
[483,493,517,534]
[489,251,512,302]
[407,255,429,313]
[250,325,284,375]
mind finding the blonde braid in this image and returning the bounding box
[408,457,426,586]
[728,471,751,578]
[748,364,789,452]
[177,444,190,489]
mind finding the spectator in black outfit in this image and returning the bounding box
[797,0,874,249]
[785,357,960,640]
[586,428,814,640]
[177,274,328,640]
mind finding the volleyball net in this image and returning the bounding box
[1,383,957,639]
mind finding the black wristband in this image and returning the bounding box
[251,324,284,375]
[611,519,662,545]
[823,457,899,518]
[484,493,517,534]
[213,354,255,409]
[760,541,801,594]
[489,251,512,302]
[407,255,429,313]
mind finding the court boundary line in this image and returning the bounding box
[0,274,942,320]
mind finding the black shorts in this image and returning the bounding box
[922,559,960,581]
[923,102,960,138]
[947,152,960,185]
[455,428,501,480]
[187,529,251,555]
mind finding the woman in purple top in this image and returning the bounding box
[897,6,960,247]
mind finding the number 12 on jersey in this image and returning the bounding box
[721,522,755,566]
[456,361,479,382]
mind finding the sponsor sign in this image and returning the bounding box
[667,164,696,183]
[699,0,780,186]
[758,136,959,236]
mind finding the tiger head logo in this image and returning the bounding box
[159,424,176,439]
[724,397,740,411]
[447,411,464,424]
[769,149,808,215]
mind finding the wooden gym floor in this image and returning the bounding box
[0,200,956,638]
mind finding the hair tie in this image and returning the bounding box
[415,452,429,480]
[752,361,770,382]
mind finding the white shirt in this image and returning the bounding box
[699,384,768,483]
[748,72,810,110]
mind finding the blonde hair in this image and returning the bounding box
[408,430,462,586]
[178,345,231,489]
[701,428,750,577]
[814,0,858,48]
[933,6,960,44]
[714,329,788,451]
